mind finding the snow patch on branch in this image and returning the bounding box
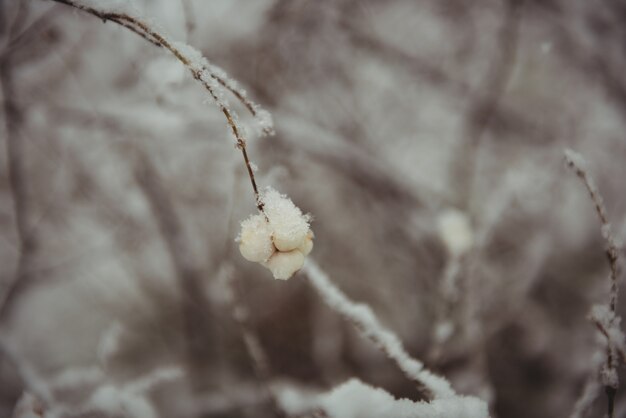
[276,379,489,418]
[303,259,456,399]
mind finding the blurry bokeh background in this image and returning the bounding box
[1,0,626,417]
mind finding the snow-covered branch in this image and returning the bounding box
[303,259,456,400]
[47,0,273,210]
[566,149,624,418]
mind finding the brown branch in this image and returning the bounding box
[565,151,620,313]
[592,319,626,366]
[565,149,622,418]
[0,53,37,322]
[451,0,525,210]
[47,0,269,211]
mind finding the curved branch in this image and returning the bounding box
[47,0,272,211]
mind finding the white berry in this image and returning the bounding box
[263,249,305,280]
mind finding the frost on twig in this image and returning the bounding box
[565,149,624,418]
[48,0,272,210]
[238,188,314,280]
[276,378,489,418]
[564,149,620,313]
[302,259,456,400]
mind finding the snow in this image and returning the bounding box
[238,188,313,279]
[263,249,305,280]
[303,259,456,399]
[564,149,587,171]
[238,213,275,263]
[254,108,275,137]
[80,0,137,13]
[89,385,157,418]
[569,378,602,418]
[590,304,626,366]
[277,379,489,418]
[437,208,473,257]
[262,187,311,252]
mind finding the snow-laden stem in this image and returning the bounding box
[303,259,456,400]
[565,150,620,313]
[565,149,623,418]
[47,0,271,212]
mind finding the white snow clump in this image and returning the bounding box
[238,187,313,280]
[277,378,490,418]
[437,208,473,257]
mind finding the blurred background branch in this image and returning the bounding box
[1,0,625,417]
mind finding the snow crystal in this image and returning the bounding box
[591,305,614,328]
[238,214,275,263]
[255,108,275,136]
[262,187,311,252]
[564,149,587,170]
[171,41,210,69]
[590,304,626,363]
[601,365,618,388]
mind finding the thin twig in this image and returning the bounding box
[592,319,626,365]
[47,0,270,211]
[565,150,620,314]
[565,149,623,418]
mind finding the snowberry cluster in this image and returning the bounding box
[238,188,313,280]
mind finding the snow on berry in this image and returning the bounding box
[238,187,313,279]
